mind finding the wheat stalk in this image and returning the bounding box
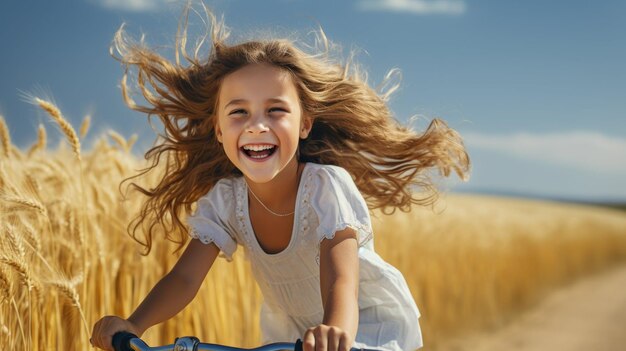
[79,114,91,139]
[127,134,138,151]
[32,99,88,252]
[65,207,84,247]
[95,137,110,152]
[0,115,10,158]
[0,166,15,193]
[47,273,90,337]
[9,146,24,161]
[24,173,42,196]
[27,124,47,157]
[0,323,9,337]
[20,220,42,252]
[2,279,25,350]
[34,98,81,161]
[11,216,53,276]
[53,237,80,258]
[108,130,128,152]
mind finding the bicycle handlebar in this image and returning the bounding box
[112,331,382,351]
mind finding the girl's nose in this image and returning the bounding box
[245,113,270,134]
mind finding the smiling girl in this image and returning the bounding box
[90,4,470,351]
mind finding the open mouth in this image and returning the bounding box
[241,145,278,160]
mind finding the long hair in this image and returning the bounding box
[112,4,470,254]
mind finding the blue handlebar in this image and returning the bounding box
[111,330,381,351]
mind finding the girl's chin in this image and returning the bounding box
[238,150,280,181]
[241,168,283,185]
[236,150,301,184]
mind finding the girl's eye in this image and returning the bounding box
[269,107,287,113]
[228,109,247,116]
[228,108,287,116]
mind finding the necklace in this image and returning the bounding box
[245,164,302,217]
[247,185,294,217]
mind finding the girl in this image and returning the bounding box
[91,5,470,351]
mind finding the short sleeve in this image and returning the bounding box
[310,165,374,250]
[186,178,238,261]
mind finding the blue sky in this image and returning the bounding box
[1,0,625,202]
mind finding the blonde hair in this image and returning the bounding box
[112,4,470,254]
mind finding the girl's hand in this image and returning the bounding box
[90,315,142,350]
[303,324,354,351]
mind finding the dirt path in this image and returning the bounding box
[439,263,626,351]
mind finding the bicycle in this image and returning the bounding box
[112,331,382,351]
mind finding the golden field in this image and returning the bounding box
[1,102,626,350]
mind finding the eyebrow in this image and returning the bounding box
[224,97,289,110]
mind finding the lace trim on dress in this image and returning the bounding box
[299,168,314,239]
[188,226,234,262]
[235,177,254,258]
[314,221,374,265]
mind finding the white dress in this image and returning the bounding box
[186,162,423,350]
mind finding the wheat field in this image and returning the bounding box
[1,100,625,350]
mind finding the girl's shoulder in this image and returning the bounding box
[214,176,238,189]
[306,162,374,254]
[307,163,362,197]
[197,176,238,203]
[306,162,354,183]
[306,162,366,210]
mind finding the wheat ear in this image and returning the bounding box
[20,219,42,252]
[108,130,128,152]
[80,114,91,139]
[47,273,90,336]
[65,207,84,247]
[0,115,10,158]
[0,254,40,294]
[0,267,12,302]
[127,134,138,151]
[1,195,48,217]
[49,280,81,310]
[27,124,47,157]
[0,115,11,158]
[0,167,10,192]
[24,174,42,197]
[5,223,26,259]
[34,98,81,161]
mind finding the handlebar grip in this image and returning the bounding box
[294,339,303,351]
[112,331,138,351]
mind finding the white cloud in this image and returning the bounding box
[463,131,626,175]
[95,0,175,12]
[357,0,466,15]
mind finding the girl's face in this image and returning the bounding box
[215,64,312,184]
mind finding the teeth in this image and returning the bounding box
[242,144,275,151]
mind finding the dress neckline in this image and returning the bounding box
[242,162,311,257]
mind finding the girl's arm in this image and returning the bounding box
[91,239,220,350]
[127,238,220,332]
[303,227,359,351]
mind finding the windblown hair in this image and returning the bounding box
[113,4,470,254]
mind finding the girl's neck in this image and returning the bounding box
[244,158,304,212]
